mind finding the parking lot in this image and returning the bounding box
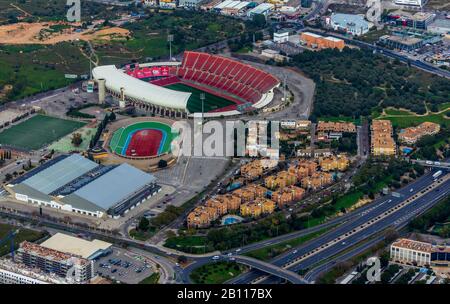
[95,247,158,284]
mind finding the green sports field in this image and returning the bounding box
[110,121,177,155]
[164,83,235,113]
[0,114,86,150]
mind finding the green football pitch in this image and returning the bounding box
[164,83,235,113]
[0,114,86,150]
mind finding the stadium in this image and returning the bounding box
[92,51,280,118]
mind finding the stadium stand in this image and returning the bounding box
[174,51,279,104]
[124,52,280,111]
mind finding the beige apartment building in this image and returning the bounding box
[371,120,396,156]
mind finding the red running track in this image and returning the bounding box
[125,129,163,157]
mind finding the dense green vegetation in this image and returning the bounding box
[97,10,252,65]
[0,223,48,256]
[292,48,450,119]
[0,8,262,103]
[409,196,450,238]
[190,262,247,284]
[138,272,160,284]
[380,264,401,284]
[411,126,450,161]
[0,0,125,24]
[395,269,417,284]
[164,235,213,254]
[0,43,87,102]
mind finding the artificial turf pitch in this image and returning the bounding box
[164,83,235,113]
[0,114,86,150]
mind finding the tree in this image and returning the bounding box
[138,217,150,231]
[71,133,83,147]
[252,14,266,28]
[177,255,188,264]
[158,159,168,168]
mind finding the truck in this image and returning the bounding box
[432,170,443,180]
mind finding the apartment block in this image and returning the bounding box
[240,198,276,218]
[240,160,264,180]
[319,155,350,172]
[398,122,440,145]
[265,170,297,190]
[233,188,256,203]
[371,120,396,156]
[216,194,241,211]
[244,184,269,198]
[205,198,228,216]
[16,242,94,283]
[187,206,218,228]
[317,121,357,133]
[301,172,333,190]
[271,185,305,208]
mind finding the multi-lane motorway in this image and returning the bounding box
[228,168,449,284]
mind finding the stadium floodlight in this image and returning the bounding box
[200,93,205,126]
[167,34,174,61]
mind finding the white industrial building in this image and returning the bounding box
[274,30,290,43]
[328,13,370,36]
[6,154,160,219]
[246,3,274,18]
[394,0,425,7]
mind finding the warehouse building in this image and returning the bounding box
[6,154,160,219]
[246,3,273,18]
[328,13,370,36]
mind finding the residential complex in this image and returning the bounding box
[240,198,276,217]
[398,122,440,145]
[319,155,350,172]
[301,172,333,190]
[317,121,356,133]
[371,120,397,156]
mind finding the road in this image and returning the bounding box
[228,168,449,284]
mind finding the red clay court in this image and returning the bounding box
[125,129,163,157]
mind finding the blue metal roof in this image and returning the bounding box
[22,154,99,194]
[70,163,156,210]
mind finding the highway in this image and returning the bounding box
[228,168,449,284]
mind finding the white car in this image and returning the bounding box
[227,253,233,257]
[235,249,241,253]
[212,256,220,260]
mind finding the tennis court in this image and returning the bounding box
[0,114,86,150]
[164,83,236,113]
[110,121,176,157]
